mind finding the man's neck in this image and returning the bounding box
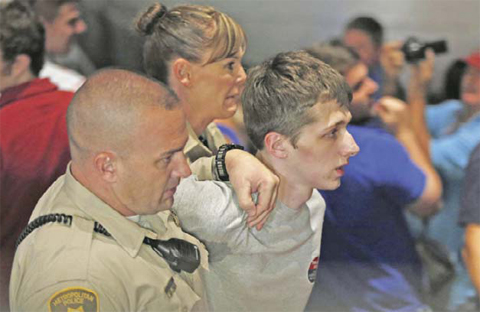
[256,152,313,210]
[187,113,211,137]
[277,179,314,211]
[16,72,36,87]
[5,69,37,92]
[70,162,134,217]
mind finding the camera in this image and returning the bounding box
[401,37,448,63]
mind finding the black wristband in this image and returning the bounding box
[215,144,244,181]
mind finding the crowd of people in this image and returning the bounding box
[1,0,479,311]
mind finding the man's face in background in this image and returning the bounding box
[43,2,86,55]
[344,29,380,68]
[344,62,378,121]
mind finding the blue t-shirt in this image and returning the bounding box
[306,125,426,312]
[424,100,480,253]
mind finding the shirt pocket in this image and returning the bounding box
[144,276,201,312]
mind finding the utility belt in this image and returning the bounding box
[16,213,201,273]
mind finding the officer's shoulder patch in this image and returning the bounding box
[48,287,99,312]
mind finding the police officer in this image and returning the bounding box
[9,69,209,311]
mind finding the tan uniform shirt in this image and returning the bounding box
[185,122,227,181]
[10,165,209,312]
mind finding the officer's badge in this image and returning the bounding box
[48,287,99,312]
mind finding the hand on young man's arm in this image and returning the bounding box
[189,149,279,230]
[225,149,279,230]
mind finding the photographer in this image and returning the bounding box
[379,49,480,310]
[343,16,406,101]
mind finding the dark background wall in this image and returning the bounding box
[78,0,480,97]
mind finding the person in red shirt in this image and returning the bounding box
[0,2,74,310]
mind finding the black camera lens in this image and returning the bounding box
[401,37,448,63]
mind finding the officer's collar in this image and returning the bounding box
[64,163,157,258]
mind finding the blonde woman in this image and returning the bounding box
[137,3,278,228]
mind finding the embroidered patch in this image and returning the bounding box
[307,256,319,283]
[48,287,99,312]
[165,277,177,298]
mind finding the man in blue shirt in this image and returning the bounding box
[305,41,442,312]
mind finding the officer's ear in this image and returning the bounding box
[264,132,289,159]
[94,152,117,183]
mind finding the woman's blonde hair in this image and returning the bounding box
[136,3,246,84]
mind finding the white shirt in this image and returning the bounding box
[40,60,85,92]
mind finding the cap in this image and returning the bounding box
[465,51,480,70]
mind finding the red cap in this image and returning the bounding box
[465,51,480,70]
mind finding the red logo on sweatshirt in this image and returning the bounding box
[308,256,319,282]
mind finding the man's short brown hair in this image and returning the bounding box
[242,50,352,150]
[0,1,45,76]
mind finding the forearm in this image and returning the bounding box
[397,129,442,217]
[406,52,435,156]
[407,77,432,157]
[224,148,278,229]
[380,41,406,98]
[464,224,480,295]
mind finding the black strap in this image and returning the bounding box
[15,214,72,250]
[215,143,244,181]
[93,221,201,273]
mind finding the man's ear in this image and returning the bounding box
[94,152,117,183]
[264,132,289,159]
[171,58,192,87]
[11,54,31,78]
